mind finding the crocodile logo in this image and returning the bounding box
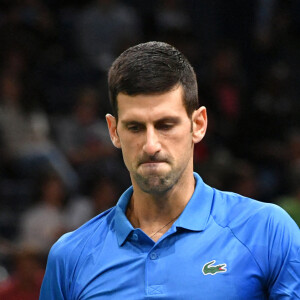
[202,260,227,275]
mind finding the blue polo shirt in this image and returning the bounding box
[40,173,300,299]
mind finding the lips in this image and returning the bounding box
[137,155,169,168]
[138,159,168,173]
[139,160,166,166]
[142,160,164,164]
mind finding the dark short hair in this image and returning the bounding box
[108,41,198,118]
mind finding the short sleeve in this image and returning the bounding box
[266,205,300,299]
[39,235,71,300]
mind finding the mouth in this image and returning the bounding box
[137,155,169,171]
[138,160,168,171]
[139,159,166,166]
[141,161,164,166]
[137,159,170,176]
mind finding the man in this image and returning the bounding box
[40,42,300,299]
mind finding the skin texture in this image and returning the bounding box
[106,85,207,241]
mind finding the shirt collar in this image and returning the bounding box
[114,186,134,246]
[175,172,214,231]
[114,172,214,246]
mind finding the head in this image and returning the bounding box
[91,177,118,213]
[106,42,207,195]
[74,87,99,125]
[38,173,66,208]
[12,248,42,285]
[108,41,198,120]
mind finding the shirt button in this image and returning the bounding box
[150,252,158,260]
[132,233,138,241]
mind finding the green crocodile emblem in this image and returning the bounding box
[202,260,227,275]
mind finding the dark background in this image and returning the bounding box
[0,0,299,297]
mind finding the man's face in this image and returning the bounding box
[106,85,207,194]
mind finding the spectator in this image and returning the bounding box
[277,129,300,225]
[154,0,191,34]
[75,0,141,71]
[17,173,68,255]
[0,72,78,190]
[53,87,120,190]
[65,176,120,230]
[0,248,44,300]
[277,186,300,226]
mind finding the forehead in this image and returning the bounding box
[116,85,187,121]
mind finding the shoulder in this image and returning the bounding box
[211,188,300,273]
[41,207,116,298]
[48,207,115,268]
[210,188,300,259]
[211,189,295,232]
[210,189,300,297]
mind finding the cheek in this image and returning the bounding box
[169,130,193,146]
[119,139,139,167]
[164,133,193,159]
[120,149,132,172]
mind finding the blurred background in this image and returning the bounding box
[0,0,299,298]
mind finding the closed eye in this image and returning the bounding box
[155,118,180,131]
[155,123,174,131]
[127,123,144,133]
[122,117,180,133]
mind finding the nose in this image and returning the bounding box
[142,127,161,156]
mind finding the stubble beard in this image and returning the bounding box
[133,171,177,195]
[132,158,189,195]
[130,138,193,195]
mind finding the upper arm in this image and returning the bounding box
[39,239,70,300]
[265,206,300,299]
[229,200,300,298]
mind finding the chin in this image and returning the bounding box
[141,184,173,195]
[135,173,175,195]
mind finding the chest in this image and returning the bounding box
[70,227,267,300]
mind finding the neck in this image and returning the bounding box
[126,170,195,241]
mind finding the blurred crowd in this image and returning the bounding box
[0,0,299,298]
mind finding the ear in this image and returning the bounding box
[191,106,207,144]
[106,114,121,148]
